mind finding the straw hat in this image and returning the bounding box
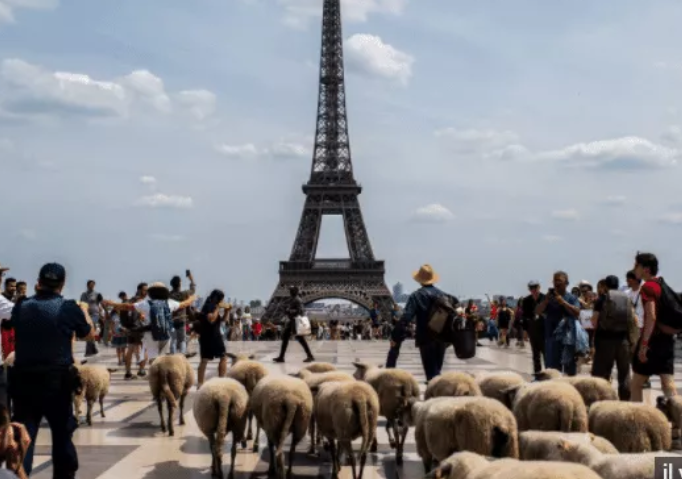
[148,282,170,300]
[412,264,439,286]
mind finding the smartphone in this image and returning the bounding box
[186,269,191,278]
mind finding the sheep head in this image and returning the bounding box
[352,361,381,380]
[226,353,255,365]
[501,384,523,409]
[656,395,673,418]
[397,397,420,429]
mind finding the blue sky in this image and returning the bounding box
[1,0,682,301]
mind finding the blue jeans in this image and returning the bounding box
[170,327,187,354]
[386,342,401,368]
[11,368,79,477]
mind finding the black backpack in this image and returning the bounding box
[656,278,682,333]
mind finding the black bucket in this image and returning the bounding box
[452,323,477,360]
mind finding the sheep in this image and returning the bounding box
[72,364,116,426]
[550,438,682,479]
[519,431,618,460]
[504,381,587,432]
[405,396,518,473]
[313,380,379,479]
[192,377,249,479]
[475,371,525,406]
[298,362,336,374]
[426,453,601,479]
[224,352,269,450]
[352,361,419,464]
[656,395,682,441]
[533,368,563,381]
[250,375,313,479]
[425,372,482,399]
[535,371,618,409]
[148,353,195,436]
[296,369,355,454]
[589,400,671,452]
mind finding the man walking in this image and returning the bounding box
[521,281,545,374]
[273,286,315,363]
[390,264,458,381]
[590,275,635,400]
[8,263,96,479]
[80,280,103,355]
[169,271,196,355]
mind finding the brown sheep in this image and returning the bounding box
[425,372,482,399]
[589,400,671,452]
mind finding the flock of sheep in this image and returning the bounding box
[20,350,682,479]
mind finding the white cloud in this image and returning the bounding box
[434,128,522,158]
[345,34,413,86]
[542,235,563,242]
[0,0,57,25]
[139,176,157,185]
[215,139,310,160]
[603,195,626,206]
[0,59,216,121]
[135,193,193,209]
[660,212,682,225]
[550,209,580,221]
[536,137,680,169]
[175,90,217,120]
[411,204,454,223]
[277,0,406,28]
[150,234,186,242]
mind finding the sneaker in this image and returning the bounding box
[273,357,285,363]
[137,370,147,378]
[303,357,315,363]
[124,372,134,380]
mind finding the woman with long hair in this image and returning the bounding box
[197,289,231,387]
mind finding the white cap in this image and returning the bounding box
[579,280,592,287]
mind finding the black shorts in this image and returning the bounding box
[127,332,144,345]
[498,317,510,330]
[632,331,675,377]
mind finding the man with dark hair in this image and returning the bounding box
[123,283,148,380]
[536,271,581,375]
[521,280,545,374]
[7,262,95,478]
[631,252,678,401]
[169,271,196,355]
[80,280,103,355]
[590,275,635,400]
[273,286,315,363]
[14,282,27,301]
[1,278,16,302]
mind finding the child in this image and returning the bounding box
[252,319,262,341]
[109,308,128,366]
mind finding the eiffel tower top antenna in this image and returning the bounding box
[309,0,355,185]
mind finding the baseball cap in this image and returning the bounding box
[39,262,66,284]
[527,280,540,288]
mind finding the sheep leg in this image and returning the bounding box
[208,435,220,479]
[246,410,253,441]
[178,392,187,426]
[228,431,237,479]
[286,434,296,479]
[167,399,175,436]
[156,397,166,433]
[86,399,94,426]
[344,441,357,479]
[252,418,261,453]
[370,437,378,453]
[329,439,339,478]
[99,394,106,418]
[396,424,408,467]
[386,421,396,449]
[307,416,317,454]
[393,422,403,465]
[267,439,276,476]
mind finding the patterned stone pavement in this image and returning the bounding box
[28,338,678,479]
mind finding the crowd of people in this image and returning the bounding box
[0,250,679,478]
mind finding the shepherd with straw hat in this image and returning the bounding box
[386,264,459,381]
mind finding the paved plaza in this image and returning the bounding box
[28,339,680,479]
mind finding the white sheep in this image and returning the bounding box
[475,371,525,407]
[297,369,355,454]
[589,400,671,452]
[313,380,379,479]
[148,354,195,436]
[551,438,682,479]
[352,361,420,464]
[406,396,519,473]
[535,370,618,409]
[504,381,587,432]
[224,352,269,450]
[425,372,481,399]
[250,375,313,479]
[298,362,336,374]
[72,364,116,426]
[519,430,618,460]
[192,377,249,479]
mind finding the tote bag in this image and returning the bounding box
[295,315,311,336]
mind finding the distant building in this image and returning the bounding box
[392,282,404,299]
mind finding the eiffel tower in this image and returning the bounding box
[261,0,394,322]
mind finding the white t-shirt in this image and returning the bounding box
[134,299,181,325]
[579,308,594,330]
[626,288,644,328]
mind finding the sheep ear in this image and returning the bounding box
[248,354,255,359]
[352,362,366,370]
[556,439,571,451]
[107,368,118,374]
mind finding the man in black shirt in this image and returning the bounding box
[8,263,95,479]
[521,280,545,374]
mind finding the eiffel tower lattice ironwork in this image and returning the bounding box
[262,0,394,322]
